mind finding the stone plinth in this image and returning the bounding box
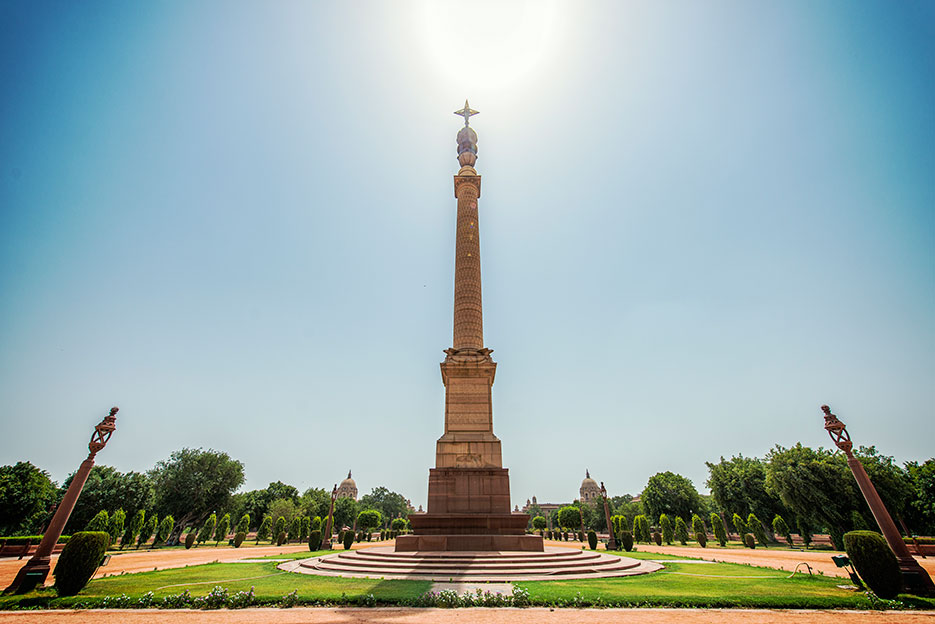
[395,532,543,552]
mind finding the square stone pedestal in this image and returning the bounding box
[398,467,544,552]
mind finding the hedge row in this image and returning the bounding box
[0,535,71,545]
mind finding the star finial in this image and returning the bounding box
[454,99,479,127]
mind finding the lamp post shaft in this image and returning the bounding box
[5,408,118,594]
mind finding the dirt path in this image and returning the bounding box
[629,543,935,579]
[0,608,933,623]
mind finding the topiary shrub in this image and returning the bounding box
[744,533,756,549]
[653,531,662,546]
[123,510,144,550]
[659,514,674,545]
[276,531,287,546]
[198,514,216,546]
[289,517,301,543]
[619,530,634,552]
[300,516,310,541]
[798,520,812,549]
[138,514,157,549]
[710,513,727,547]
[184,532,196,549]
[732,513,747,541]
[53,531,109,596]
[256,516,272,545]
[695,531,707,547]
[236,513,250,535]
[587,530,597,550]
[772,515,793,548]
[86,510,109,533]
[273,517,286,544]
[691,514,707,547]
[844,531,901,599]
[674,517,689,545]
[234,531,246,548]
[343,530,354,550]
[308,530,322,551]
[747,513,769,548]
[311,516,321,531]
[153,515,174,548]
[107,509,125,546]
[214,514,231,546]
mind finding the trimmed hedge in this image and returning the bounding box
[744,533,756,549]
[308,530,322,551]
[0,535,70,545]
[233,532,246,548]
[343,530,354,550]
[184,532,196,549]
[53,531,109,596]
[587,530,597,550]
[844,530,901,599]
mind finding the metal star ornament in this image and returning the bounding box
[454,100,479,126]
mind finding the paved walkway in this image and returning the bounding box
[0,608,932,623]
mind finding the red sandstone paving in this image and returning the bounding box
[0,608,934,623]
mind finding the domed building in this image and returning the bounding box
[579,470,601,502]
[336,470,358,500]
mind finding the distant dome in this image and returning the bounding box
[336,470,358,501]
[579,470,601,502]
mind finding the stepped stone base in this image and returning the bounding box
[396,533,543,552]
[281,546,665,581]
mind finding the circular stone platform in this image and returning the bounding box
[278,546,664,581]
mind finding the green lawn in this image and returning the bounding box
[517,558,935,609]
[2,553,933,610]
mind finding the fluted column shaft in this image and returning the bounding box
[452,175,483,350]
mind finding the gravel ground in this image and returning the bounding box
[0,608,933,623]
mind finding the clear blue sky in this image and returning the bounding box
[1,1,932,509]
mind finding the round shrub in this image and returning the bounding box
[587,530,597,550]
[276,531,287,546]
[695,531,707,547]
[343,530,354,550]
[184,532,196,549]
[744,533,756,549]
[233,532,246,548]
[53,531,109,596]
[308,530,322,551]
[844,531,901,599]
[619,530,634,552]
[653,531,662,546]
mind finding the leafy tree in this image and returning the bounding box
[772,515,792,547]
[138,514,157,548]
[86,510,109,533]
[706,455,786,522]
[268,498,296,528]
[641,472,704,522]
[60,465,153,535]
[274,516,286,542]
[333,497,359,531]
[609,495,642,529]
[299,487,331,520]
[149,448,244,542]
[906,459,935,534]
[659,514,674,544]
[256,515,272,544]
[123,510,144,549]
[710,512,727,546]
[747,513,769,547]
[359,487,409,525]
[265,481,300,505]
[532,516,547,533]
[154,515,174,547]
[215,513,231,545]
[390,517,408,531]
[557,506,581,531]
[674,516,689,545]
[732,513,747,539]
[107,509,125,545]
[198,513,217,545]
[356,509,381,537]
[0,461,58,535]
[236,513,250,535]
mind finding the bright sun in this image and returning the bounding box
[419,0,560,91]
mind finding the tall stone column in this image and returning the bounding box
[452,166,483,351]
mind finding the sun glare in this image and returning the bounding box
[420,0,560,91]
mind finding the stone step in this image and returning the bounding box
[311,553,634,573]
[346,550,603,565]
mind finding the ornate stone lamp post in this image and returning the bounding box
[320,484,337,551]
[600,482,618,551]
[6,408,118,594]
[821,405,934,593]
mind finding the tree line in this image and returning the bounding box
[0,447,411,543]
